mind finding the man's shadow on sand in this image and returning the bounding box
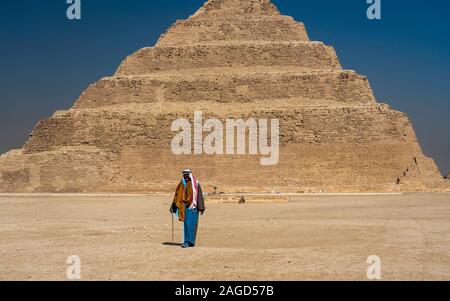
[162,242,183,246]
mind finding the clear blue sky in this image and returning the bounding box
[0,0,449,174]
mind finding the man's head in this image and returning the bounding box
[182,169,192,182]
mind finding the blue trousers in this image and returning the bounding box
[184,207,199,246]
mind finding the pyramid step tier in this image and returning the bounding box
[115,42,341,75]
[24,105,415,154]
[75,70,375,109]
[157,16,309,46]
[1,144,443,193]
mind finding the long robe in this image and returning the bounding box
[184,206,199,246]
[171,179,206,246]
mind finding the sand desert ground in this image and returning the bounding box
[0,193,449,280]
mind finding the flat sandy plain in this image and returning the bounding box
[0,193,449,280]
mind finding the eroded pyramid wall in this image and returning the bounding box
[0,0,447,193]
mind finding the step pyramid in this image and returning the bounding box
[0,0,448,193]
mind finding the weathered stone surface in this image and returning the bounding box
[0,0,448,193]
[116,42,341,75]
[0,147,118,193]
[75,70,375,108]
[157,16,309,46]
[22,105,414,153]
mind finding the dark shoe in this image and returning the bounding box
[181,243,190,248]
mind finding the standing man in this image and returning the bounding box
[170,169,206,248]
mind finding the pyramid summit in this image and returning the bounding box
[192,0,280,15]
[0,0,448,193]
[156,0,308,47]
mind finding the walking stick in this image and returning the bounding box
[171,211,174,245]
